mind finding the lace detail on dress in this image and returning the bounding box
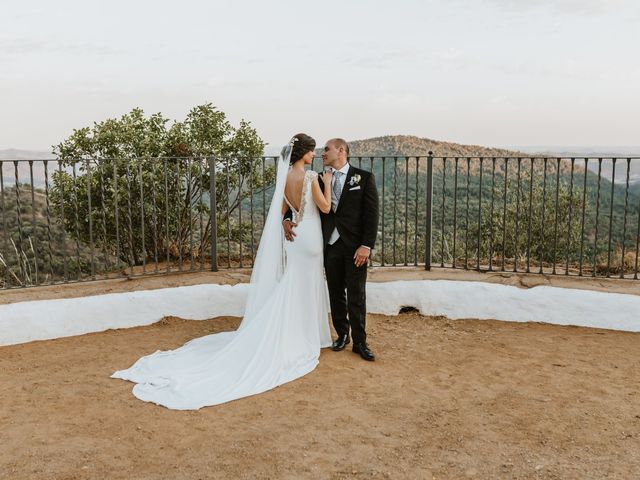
[298,170,317,223]
[285,170,317,224]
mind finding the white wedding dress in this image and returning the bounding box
[112,148,332,410]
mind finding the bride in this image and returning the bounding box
[112,134,334,410]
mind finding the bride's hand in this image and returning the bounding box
[322,169,333,183]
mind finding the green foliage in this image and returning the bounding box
[465,180,588,267]
[367,157,639,271]
[50,104,270,266]
[0,185,95,287]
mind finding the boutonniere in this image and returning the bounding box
[348,174,361,187]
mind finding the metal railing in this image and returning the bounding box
[422,155,640,278]
[1,154,639,289]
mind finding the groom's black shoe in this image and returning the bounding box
[352,342,375,361]
[331,334,350,351]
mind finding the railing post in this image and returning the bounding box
[425,151,433,270]
[208,156,218,272]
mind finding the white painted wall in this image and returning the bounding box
[1,280,638,347]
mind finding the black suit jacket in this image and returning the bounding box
[286,166,379,252]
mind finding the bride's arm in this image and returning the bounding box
[312,172,332,213]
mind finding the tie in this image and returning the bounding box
[332,171,343,212]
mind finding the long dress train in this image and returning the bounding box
[111,167,331,410]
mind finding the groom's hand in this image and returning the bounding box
[354,246,370,267]
[283,219,297,242]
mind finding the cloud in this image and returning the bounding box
[340,46,466,71]
[8,7,46,20]
[476,0,634,15]
[0,38,120,57]
[343,50,414,69]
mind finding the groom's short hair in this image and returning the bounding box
[332,138,350,156]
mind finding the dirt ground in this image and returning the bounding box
[2,307,640,479]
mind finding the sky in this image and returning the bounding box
[1,0,639,152]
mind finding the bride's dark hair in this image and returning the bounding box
[289,133,316,165]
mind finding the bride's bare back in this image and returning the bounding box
[283,167,332,216]
[284,168,306,212]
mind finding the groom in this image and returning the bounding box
[283,138,379,361]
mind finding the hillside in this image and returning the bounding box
[329,135,594,180]
[345,136,640,187]
[348,135,526,158]
[313,136,639,268]
[0,186,96,287]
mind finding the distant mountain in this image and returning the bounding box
[0,150,58,187]
[513,146,640,186]
[512,146,640,158]
[342,137,640,187]
[326,135,583,180]
[0,149,54,160]
[268,135,528,159]
[584,158,640,186]
[348,135,527,158]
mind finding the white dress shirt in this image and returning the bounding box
[328,162,350,245]
[329,162,349,245]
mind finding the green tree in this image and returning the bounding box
[465,180,589,269]
[50,104,271,269]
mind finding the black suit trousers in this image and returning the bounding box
[324,238,367,344]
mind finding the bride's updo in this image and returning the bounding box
[289,133,316,165]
